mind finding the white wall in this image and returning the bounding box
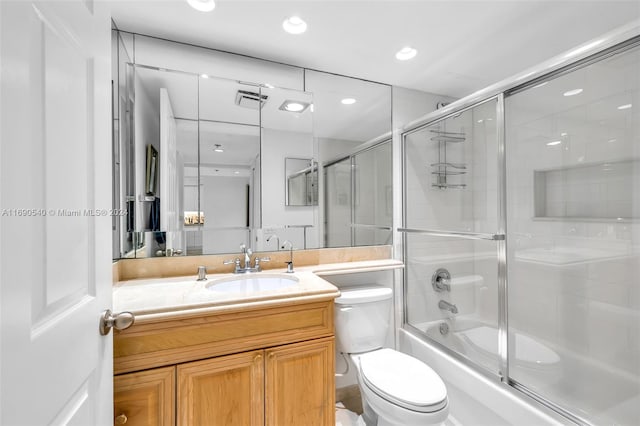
[201,175,250,254]
[260,128,317,250]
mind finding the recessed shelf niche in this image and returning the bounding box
[533,159,639,220]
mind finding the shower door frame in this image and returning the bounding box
[323,138,394,247]
[399,24,640,426]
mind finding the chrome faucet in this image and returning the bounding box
[266,234,280,250]
[240,244,252,269]
[281,240,294,273]
[438,300,458,314]
[223,244,270,273]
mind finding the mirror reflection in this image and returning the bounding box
[285,158,318,207]
[116,61,392,258]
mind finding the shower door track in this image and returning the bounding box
[398,228,504,241]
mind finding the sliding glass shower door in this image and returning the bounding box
[505,42,640,426]
[403,98,504,376]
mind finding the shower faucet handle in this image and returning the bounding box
[432,268,451,292]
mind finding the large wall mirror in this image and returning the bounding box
[113,36,392,258]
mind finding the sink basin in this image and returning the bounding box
[205,274,299,293]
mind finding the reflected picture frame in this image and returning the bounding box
[145,144,158,195]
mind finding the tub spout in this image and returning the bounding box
[438,300,458,314]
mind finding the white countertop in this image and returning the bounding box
[113,259,403,322]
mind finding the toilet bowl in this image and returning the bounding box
[458,325,562,386]
[335,286,449,426]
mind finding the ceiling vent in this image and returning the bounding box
[235,90,268,109]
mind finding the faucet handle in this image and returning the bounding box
[254,257,270,270]
[223,258,241,270]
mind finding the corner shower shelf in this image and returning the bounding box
[430,130,467,189]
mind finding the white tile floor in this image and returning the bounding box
[335,403,365,426]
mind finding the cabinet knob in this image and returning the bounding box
[115,413,128,424]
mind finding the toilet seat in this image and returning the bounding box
[358,348,448,413]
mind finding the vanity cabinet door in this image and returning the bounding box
[265,337,335,426]
[114,366,175,426]
[177,350,264,426]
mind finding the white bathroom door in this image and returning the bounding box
[160,88,183,253]
[0,1,113,425]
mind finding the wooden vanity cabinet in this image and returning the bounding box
[113,299,336,426]
[178,350,264,426]
[113,366,175,426]
[265,338,335,426]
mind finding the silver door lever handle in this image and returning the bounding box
[100,309,135,335]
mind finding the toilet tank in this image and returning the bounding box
[334,286,392,354]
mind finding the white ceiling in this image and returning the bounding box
[109,0,640,98]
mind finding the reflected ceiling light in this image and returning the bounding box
[516,71,535,81]
[310,103,315,112]
[617,103,632,110]
[187,0,216,12]
[283,16,307,34]
[279,100,310,113]
[264,83,275,89]
[200,74,209,79]
[608,138,617,143]
[396,46,417,61]
[341,98,356,105]
[532,81,548,89]
[564,39,604,58]
[546,140,562,146]
[563,88,583,97]
[234,171,240,175]
[213,144,224,152]
[560,132,568,136]
[477,119,484,123]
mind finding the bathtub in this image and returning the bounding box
[399,326,569,426]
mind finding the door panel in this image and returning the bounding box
[265,337,335,426]
[177,350,264,426]
[114,366,175,426]
[0,1,112,424]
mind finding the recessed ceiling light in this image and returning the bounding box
[213,144,224,153]
[563,88,583,97]
[341,98,356,105]
[187,0,215,12]
[279,100,310,113]
[286,103,304,112]
[617,103,632,110]
[283,16,307,34]
[396,46,417,61]
[547,140,562,146]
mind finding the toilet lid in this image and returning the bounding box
[359,349,447,413]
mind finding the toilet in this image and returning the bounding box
[335,286,449,426]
